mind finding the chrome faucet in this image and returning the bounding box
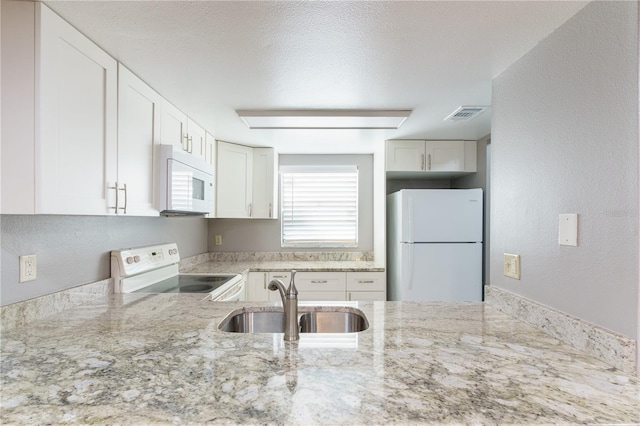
[268,270,299,342]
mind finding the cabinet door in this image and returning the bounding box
[246,272,268,301]
[348,291,386,301]
[247,272,288,301]
[160,100,188,152]
[297,291,346,302]
[187,119,207,162]
[216,141,253,218]
[425,141,464,172]
[205,132,216,167]
[386,140,425,171]
[37,3,118,215]
[117,64,161,216]
[252,148,277,219]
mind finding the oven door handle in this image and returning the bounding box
[224,284,244,301]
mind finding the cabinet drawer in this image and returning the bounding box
[347,272,386,292]
[269,272,291,282]
[298,291,346,302]
[348,291,386,301]
[294,272,346,292]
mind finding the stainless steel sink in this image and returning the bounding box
[299,311,369,333]
[218,307,369,334]
[218,311,285,333]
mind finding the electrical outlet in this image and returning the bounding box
[19,254,37,282]
[503,253,520,280]
[215,235,222,246]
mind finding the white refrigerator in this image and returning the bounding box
[387,189,483,302]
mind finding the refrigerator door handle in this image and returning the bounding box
[407,195,414,243]
[407,244,415,290]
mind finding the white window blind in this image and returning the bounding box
[280,165,358,247]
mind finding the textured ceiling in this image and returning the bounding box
[44,1,588,153]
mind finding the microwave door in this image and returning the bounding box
[167,159,213,214]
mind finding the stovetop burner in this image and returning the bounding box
[132,274,241,294]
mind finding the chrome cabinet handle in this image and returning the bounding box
[108,182,119,213]
[108,182,127,214]
[427,154,432,170]
[248,203,252,218]
[272,275,287,279]
[182,133,189,151]
[311,280,328,284]
[269,203,272,218]
[263,273,267,290]
[120,183,127,214]
[357,280,375,284]
[421,154,425,170]
[187,136,193,153]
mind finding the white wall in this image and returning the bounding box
[1,215,209,305]
[491,1,638,338]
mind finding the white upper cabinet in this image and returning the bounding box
[252,148,278,219]
[386,139,477,178]
[160,102,210,166]
[188,119,207,162]
[2,2,118,214]
[38,3,119,215]
[117,64,162,216]
[160,100,189,153]
[425,141,465,172]
[216,142,278,219]
[386,140,426,171]
[205,132,216,167]
[216,141,254,218]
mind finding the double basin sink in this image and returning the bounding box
[219,307,369,334]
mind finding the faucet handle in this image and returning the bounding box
[287,270,298,298]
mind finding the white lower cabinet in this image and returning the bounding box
[246,272,291,302]
[347,291,385,301]
[346,272,386,301]
[246,270,385,302]
[298,291,347,302]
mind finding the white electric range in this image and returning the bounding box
[110,243,245,301]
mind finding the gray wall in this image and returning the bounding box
[209,154,373,252]
[1,215,208,305]
[491,1,638,338]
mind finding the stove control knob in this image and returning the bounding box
[126,256,134,264]
[134,255,141,263]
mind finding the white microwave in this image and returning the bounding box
[158,145,214,215]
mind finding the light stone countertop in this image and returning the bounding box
[183,260,385,276]
[1,296,638,424]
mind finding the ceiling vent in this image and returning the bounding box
[444,106,489,122]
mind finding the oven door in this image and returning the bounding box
[212,278,246,301]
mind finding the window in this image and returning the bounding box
[280,165,358,247]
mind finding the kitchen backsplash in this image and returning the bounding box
[207,251,375,262]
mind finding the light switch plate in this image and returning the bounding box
[559,214,578,246]
[503,253,520,280]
